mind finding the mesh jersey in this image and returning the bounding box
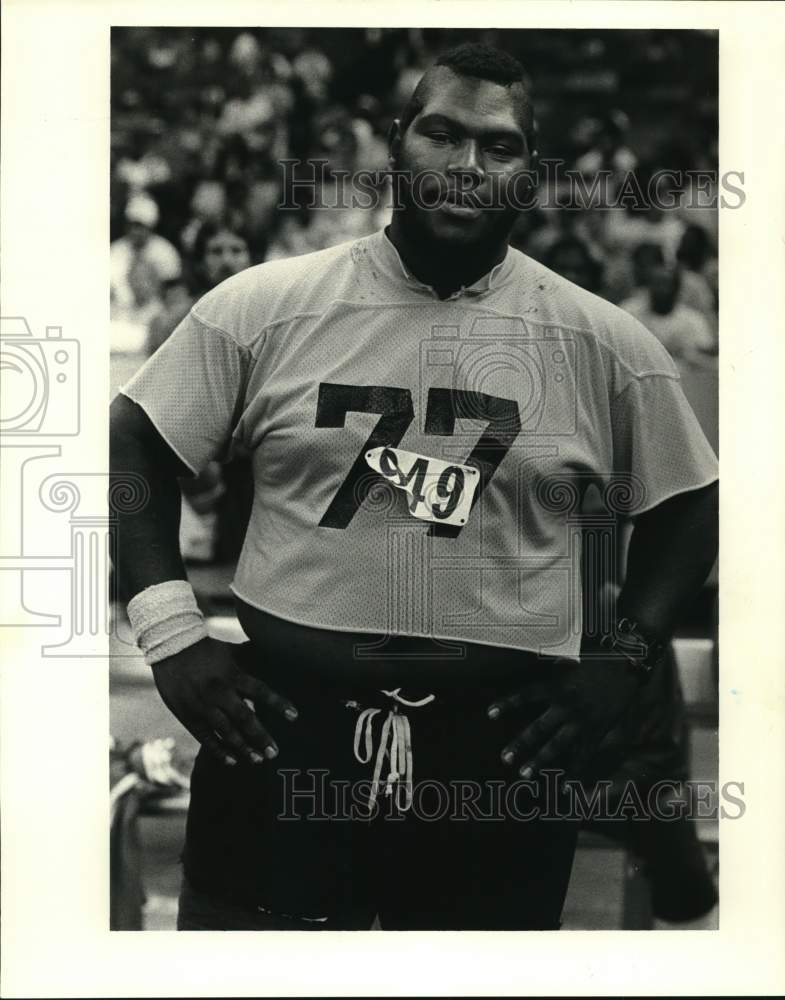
[122,228,718,658]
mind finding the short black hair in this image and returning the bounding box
[399,42,536,149]
[437,42,528,86]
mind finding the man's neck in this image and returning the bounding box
[386,219,508,300]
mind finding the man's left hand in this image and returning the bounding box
[487,656,641,779]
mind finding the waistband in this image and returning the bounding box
[230,608,558,707]
[230,641,558,711]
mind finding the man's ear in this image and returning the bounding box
[388,117,403,166]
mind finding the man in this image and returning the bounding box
[620,261,717,364]
[148,217,258,355]
[543,235,604,295]
[110,43,718,930]
[110,193,182,329]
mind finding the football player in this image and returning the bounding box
[111,42,718,930]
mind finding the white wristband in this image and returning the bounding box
[126,580,208,665]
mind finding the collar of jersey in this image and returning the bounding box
[375,228,513,300]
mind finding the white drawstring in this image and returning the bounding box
[351,688,435,813]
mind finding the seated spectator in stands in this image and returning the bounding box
[604,240,663,305]
[572,110,637,186]
[110,194,182,328]
[267,106,389,261]
[543,235,604,295]
[147,218,254,355]
[606,165,687,263]
[620,263,716,365]
[522,207,607,269]
[677,224,719,314]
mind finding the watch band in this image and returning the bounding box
[599,617,667,679]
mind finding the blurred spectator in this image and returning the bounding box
[391,30,433,107]
[676,224,719,313]
[148,217,255,354]
[606,165,687,263]
[520,207,607,268]
[351,95,392,173]
[620,263,716,364]
[111,194,182,329]
[267,109,389,259]
[604,240,665,305]
[572,110,637,183]
[543,236,604,294]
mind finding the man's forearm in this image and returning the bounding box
[616,481,719,642]
[110,396,188,603]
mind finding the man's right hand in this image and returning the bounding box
[151,637,299,766]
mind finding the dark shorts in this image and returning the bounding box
[180,611,580,930]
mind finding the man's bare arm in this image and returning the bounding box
[110,393,189,600]
[618,480,719,641]
[489,480,719,777]
[110,394,298,766]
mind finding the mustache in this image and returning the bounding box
[399,181,511,212]
[395,172,524,211]
[442,188,483,206]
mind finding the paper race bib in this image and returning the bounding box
[365,446,479,526]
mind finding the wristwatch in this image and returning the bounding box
[599,617,667,680]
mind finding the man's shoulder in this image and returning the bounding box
[188,238,360,347]
[509,252,677,378]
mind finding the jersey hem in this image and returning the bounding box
[627,472,719,517]
[228,583,580,661]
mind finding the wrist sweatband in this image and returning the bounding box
[126,580,208,665]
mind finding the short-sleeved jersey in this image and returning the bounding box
[122,228,718,659]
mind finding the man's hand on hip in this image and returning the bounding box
[487,656,640,780]
[151,637,299,767]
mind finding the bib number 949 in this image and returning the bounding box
[365,446,479,527]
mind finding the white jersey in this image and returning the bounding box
[122,228,718,659]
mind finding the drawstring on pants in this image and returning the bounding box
[351,688,435,813]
